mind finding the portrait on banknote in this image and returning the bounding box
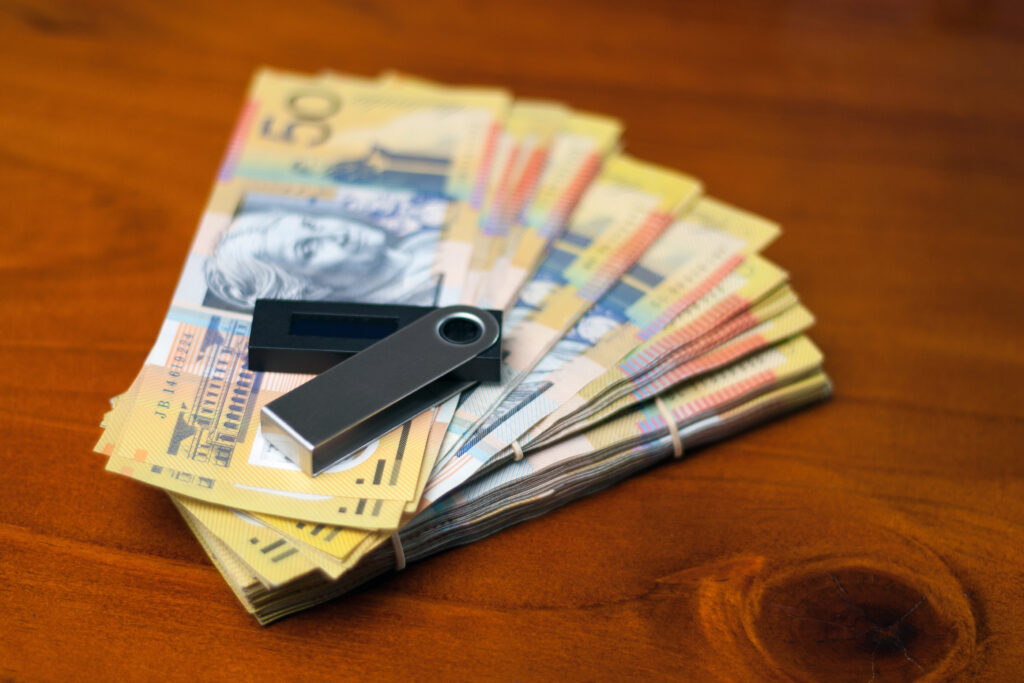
[193,185,449,313]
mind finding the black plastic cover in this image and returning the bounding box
[247,299,503,382]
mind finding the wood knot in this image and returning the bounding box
[756,568,950,681]
[694,553,976,681]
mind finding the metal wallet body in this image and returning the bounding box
[255,302,502,476]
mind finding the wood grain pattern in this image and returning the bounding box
[2,0,1022,679]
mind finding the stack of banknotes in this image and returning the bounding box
[95,68,831,624]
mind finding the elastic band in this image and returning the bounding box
[391,533,406,571]
[654,396,684,459]
[511,440,524,462]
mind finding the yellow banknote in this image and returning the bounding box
[464,100,570,305]
[441,337,826,510]
[425,155,701,503]
[553,335,824,455]
[172,498,263,608]
[426,196,762,485]
[559,303,817,436]
[520,256,790,446]
[249,394,456,561]
[370,70,517,305]
[103,374,432,528]
[486,111,624,310]
[174,496,319,587]
[232,68,509,199]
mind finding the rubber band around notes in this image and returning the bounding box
[654,396,684,459]
[511,440,525,462]
[391,533,406,571]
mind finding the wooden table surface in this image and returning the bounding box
[2,0,1022,680]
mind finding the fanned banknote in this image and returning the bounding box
[94,68,831,625]
[431,154,702,501]
[435,197,776,480]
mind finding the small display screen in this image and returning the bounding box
[289,313,399,339]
